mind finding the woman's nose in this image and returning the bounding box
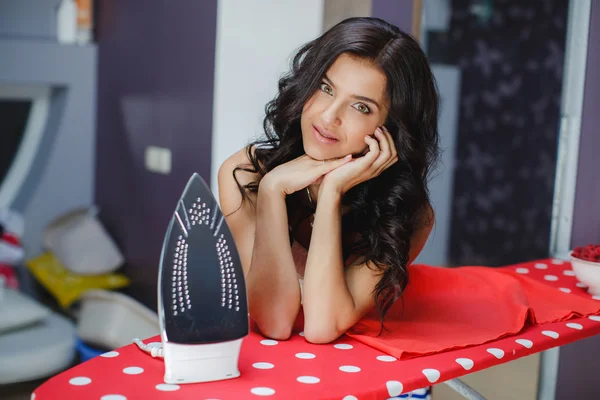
[320,102,342,127]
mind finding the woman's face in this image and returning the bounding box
[301,53,389,161]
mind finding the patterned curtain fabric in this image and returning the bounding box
[428,0,569,266]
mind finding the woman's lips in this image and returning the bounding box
[313,125,338,144]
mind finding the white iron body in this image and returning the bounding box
[162,338,244,384]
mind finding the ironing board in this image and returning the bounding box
[32,258,600,399]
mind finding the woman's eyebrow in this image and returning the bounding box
[323,74,381,110]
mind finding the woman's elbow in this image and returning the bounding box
[263,326,293,341]
[303,325,342,344]
[254,318,294,341]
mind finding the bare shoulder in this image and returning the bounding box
[217,146,263,274]
[218,145,258,184]
[217,145,260,215]
[407,202,435,265]
[420,202,435,229]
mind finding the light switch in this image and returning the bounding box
[145,146,172,174]
[145,147,159,172]
[159,147,172,174]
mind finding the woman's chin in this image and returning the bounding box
[303,144,340,161]
[303,146,324,161]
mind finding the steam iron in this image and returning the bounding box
[135,173,249,384]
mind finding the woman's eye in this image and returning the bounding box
[320,83,333,95]
[353,103,371,114]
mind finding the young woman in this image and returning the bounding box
[218,17,439,344]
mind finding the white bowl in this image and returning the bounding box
[570,256,600,296]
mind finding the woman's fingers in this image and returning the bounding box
[320,154,352,172]
[375,128,391,157]
[381,126,397,158]
[372,128,390,170]
[372,127,399,175]
[363,134,381,163]
[382,155,399,171]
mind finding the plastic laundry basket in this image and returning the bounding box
[0,312,76,384]
[43,207,124,275]
[77,289,160,350]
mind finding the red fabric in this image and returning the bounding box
[347,262,600,360]
[1,231,20,246]
[32,259,600,399]
[0,264,19,289]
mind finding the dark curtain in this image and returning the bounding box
[428,0,569,266]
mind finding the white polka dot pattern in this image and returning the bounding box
[30,258,600,399]
[455,358,474,370]
[516,339,533,348]
[334,344,353,350]
[486,348,504,359]
[422,369,440,383]
[295,352,316,359]
[386,380,404,396]
[297,376,320,384]
[122,367,143,375]
[253,362,274,369]
[542,330,559,339]
[69,377,91,386]
[251,387,275,396]
[155,384,180,392]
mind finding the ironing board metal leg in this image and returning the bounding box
[443,378,488,400]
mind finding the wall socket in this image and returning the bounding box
[145,146,172,174]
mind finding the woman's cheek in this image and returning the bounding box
[345,132,367,153]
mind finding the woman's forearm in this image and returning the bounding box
[246,182,301,339]
[301,187,356,340]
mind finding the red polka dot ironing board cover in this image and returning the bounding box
[33,259,600,400]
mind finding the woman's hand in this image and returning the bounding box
[260,154,352,197]
[321,126,398,196]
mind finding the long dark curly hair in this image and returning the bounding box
[232,17,440,327]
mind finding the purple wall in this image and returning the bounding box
[570,3,600,249]
[95,1,218,309]
[556,2,600,399]
[371,0,414,34]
